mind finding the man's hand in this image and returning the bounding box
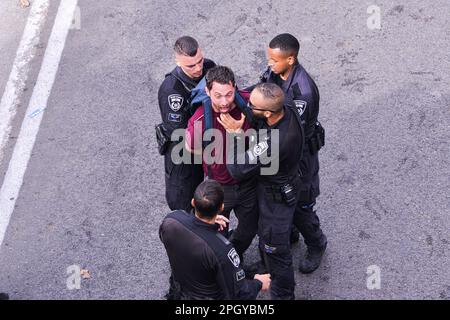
[254,273,271,291]
[215,215,229,232]
[217,113,246,133]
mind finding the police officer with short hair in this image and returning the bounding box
[261,33,327,274]
[157,36,215,211]
[159,179,271,300]
[225,83,305,300]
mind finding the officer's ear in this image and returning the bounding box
[219,203,225,213]
[191,198,196,209]
[287,55,296,66]
[174,53,181,67]
[205,86,211,97]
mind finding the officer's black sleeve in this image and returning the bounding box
[214,246,262,300]
[226,134,261,181]
[157,79,187,137]
[226,131,280,181]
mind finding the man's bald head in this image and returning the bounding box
[251,83,285,113]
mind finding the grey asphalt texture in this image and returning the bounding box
[0,0,448,299]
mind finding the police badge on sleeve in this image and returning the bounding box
[247,141,269,162]
[294,100,307,116]
[168,94,184,112]
[227,248,241,268]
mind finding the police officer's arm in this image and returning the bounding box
[157,82,186,137]
[214,252,263,300]
[226,131,281,181]
[226,133,260,181]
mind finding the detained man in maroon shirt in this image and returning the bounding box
[185,66,257,262]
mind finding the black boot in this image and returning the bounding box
[0,293,9,300]
[298,241,327,274]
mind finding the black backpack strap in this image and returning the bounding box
[202,99,214,179]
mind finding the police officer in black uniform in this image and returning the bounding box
[261,34,327,274]
[225,83,304,300]
[157,36,215,211]
[159,179,271,300]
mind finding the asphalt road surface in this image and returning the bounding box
[0,0,448,300]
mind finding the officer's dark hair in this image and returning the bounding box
[253,83,285,113]
[205,66,236,90]
[174,36,199,57]
[193,180,224,218]
[269,33,300,59]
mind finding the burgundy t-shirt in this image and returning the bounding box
[186,94,251,185]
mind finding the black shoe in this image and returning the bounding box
[290,228,300,244]
[0,293,9,300]
[243,260,268,279]
[298,242,327,274]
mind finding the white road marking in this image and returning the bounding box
[0,0,79,247]
[0,0,50,166]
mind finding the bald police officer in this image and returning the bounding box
[225,83,305,300]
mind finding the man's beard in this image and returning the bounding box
[252,112,266,120]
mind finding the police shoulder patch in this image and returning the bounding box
[293,100,307,116]
[227,248,241,268]
[168,94,184,112]
[247,141,269,161]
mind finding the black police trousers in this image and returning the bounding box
[294,150,327,249]
[258,182,297,300]
[164,146,204,211]
[222,177,259,259]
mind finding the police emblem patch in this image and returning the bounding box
[247,141,269,161]
[293,100,307,116]
[168,94,184,112]
[227,248,241,268]
[253,141,269,156]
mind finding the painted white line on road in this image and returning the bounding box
[0,0,50,166]
[0,0,79,247]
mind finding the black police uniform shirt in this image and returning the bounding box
[262,62,321,201]
[157,59,216,137]
[226,105,304,186]
[159,210,262,300]
[262,62,319,139]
